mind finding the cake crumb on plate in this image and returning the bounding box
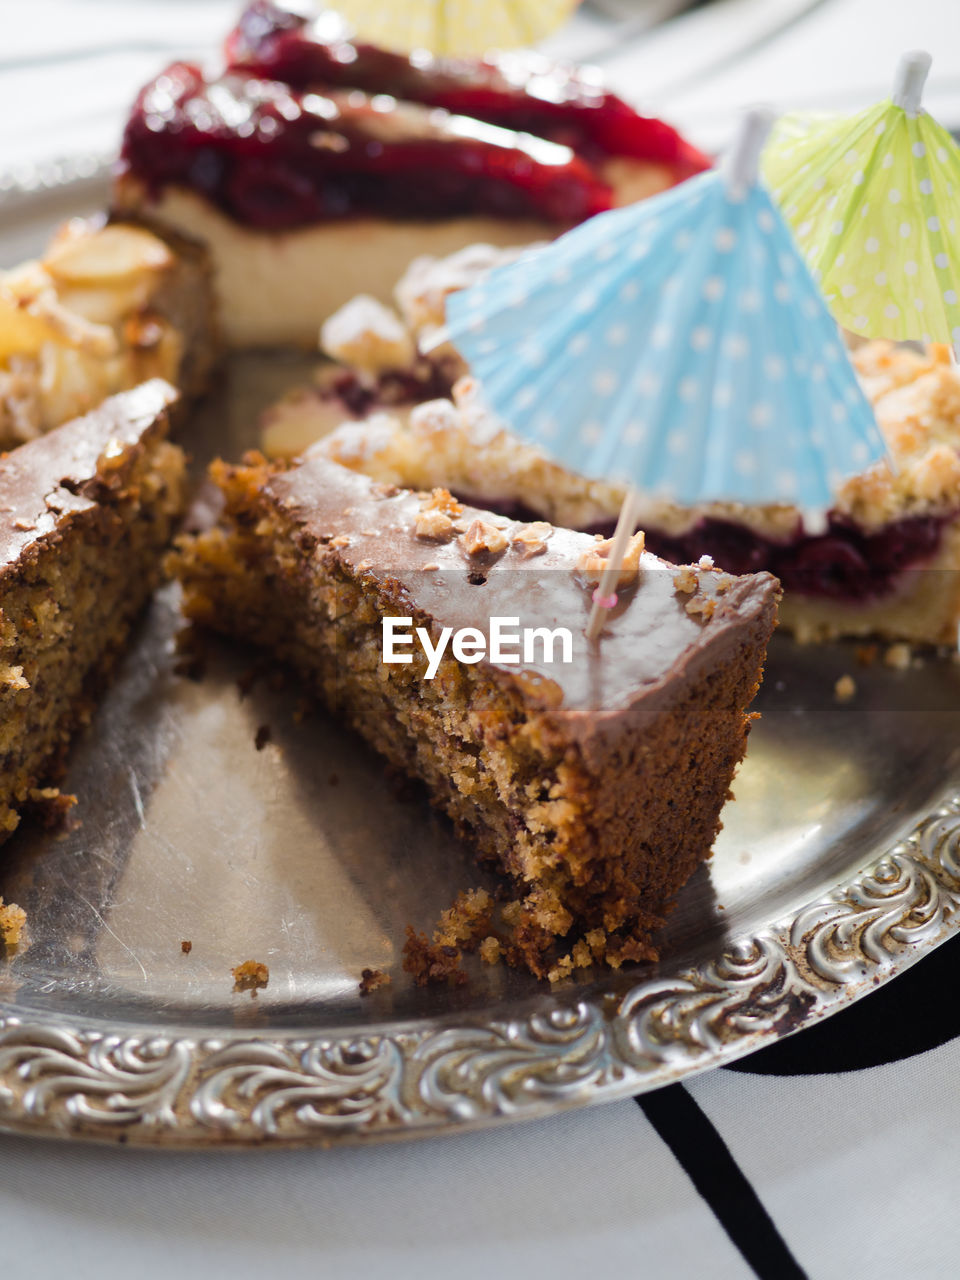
[232,959,269,995]
[884,643,912,670]
[359,967,391,995]
[834,674,857,703]
[0,898,26,948]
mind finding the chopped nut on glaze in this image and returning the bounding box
[461,518,510,556]
[415,507,456,540]
[685,594,716,621]
[673,566,699,594]
[577,530,645,586]
[511,520,553,558]
[415,487,466,539]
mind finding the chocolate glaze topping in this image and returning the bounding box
[0,380,178,573]
[264,451,780,724]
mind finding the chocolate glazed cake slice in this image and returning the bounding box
[0,380,186,841]
[171,451,779,979]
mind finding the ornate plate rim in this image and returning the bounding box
[2,794,959,1146]
[2,163,960,1148]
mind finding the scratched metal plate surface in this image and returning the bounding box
[2,174,960,1148]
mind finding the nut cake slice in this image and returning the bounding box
[172,452,779,977]
[0,380,186,841]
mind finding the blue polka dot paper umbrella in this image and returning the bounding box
[436,110,888,636]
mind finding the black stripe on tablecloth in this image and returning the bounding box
[636,1085,807,1280]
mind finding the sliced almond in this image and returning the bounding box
[43,225,172,285]
[0,287,59,361]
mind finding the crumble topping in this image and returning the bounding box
[320,293,415,377]
[395,243,535,343]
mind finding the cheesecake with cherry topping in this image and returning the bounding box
[113,2,707,346]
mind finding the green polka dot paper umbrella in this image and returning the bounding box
[330,0,578,55]
[764,51,960,357]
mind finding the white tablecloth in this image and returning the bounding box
[3,3,960,1277]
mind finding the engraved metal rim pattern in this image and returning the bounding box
[2,796,959,1147]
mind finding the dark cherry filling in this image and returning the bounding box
[121,62,612,229]
[636,513,948,600]
[225,2,709,176]
[329,365,456,417]
[609,512,947,601]
[456,495,948,601]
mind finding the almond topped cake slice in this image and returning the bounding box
[313,342,960,646]
[0,380,186,841]
[0,219,216,450]
[171,450,778,978]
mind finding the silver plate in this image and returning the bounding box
[2,173,960,1149]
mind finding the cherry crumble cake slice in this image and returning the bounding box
[313,343,960,646]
